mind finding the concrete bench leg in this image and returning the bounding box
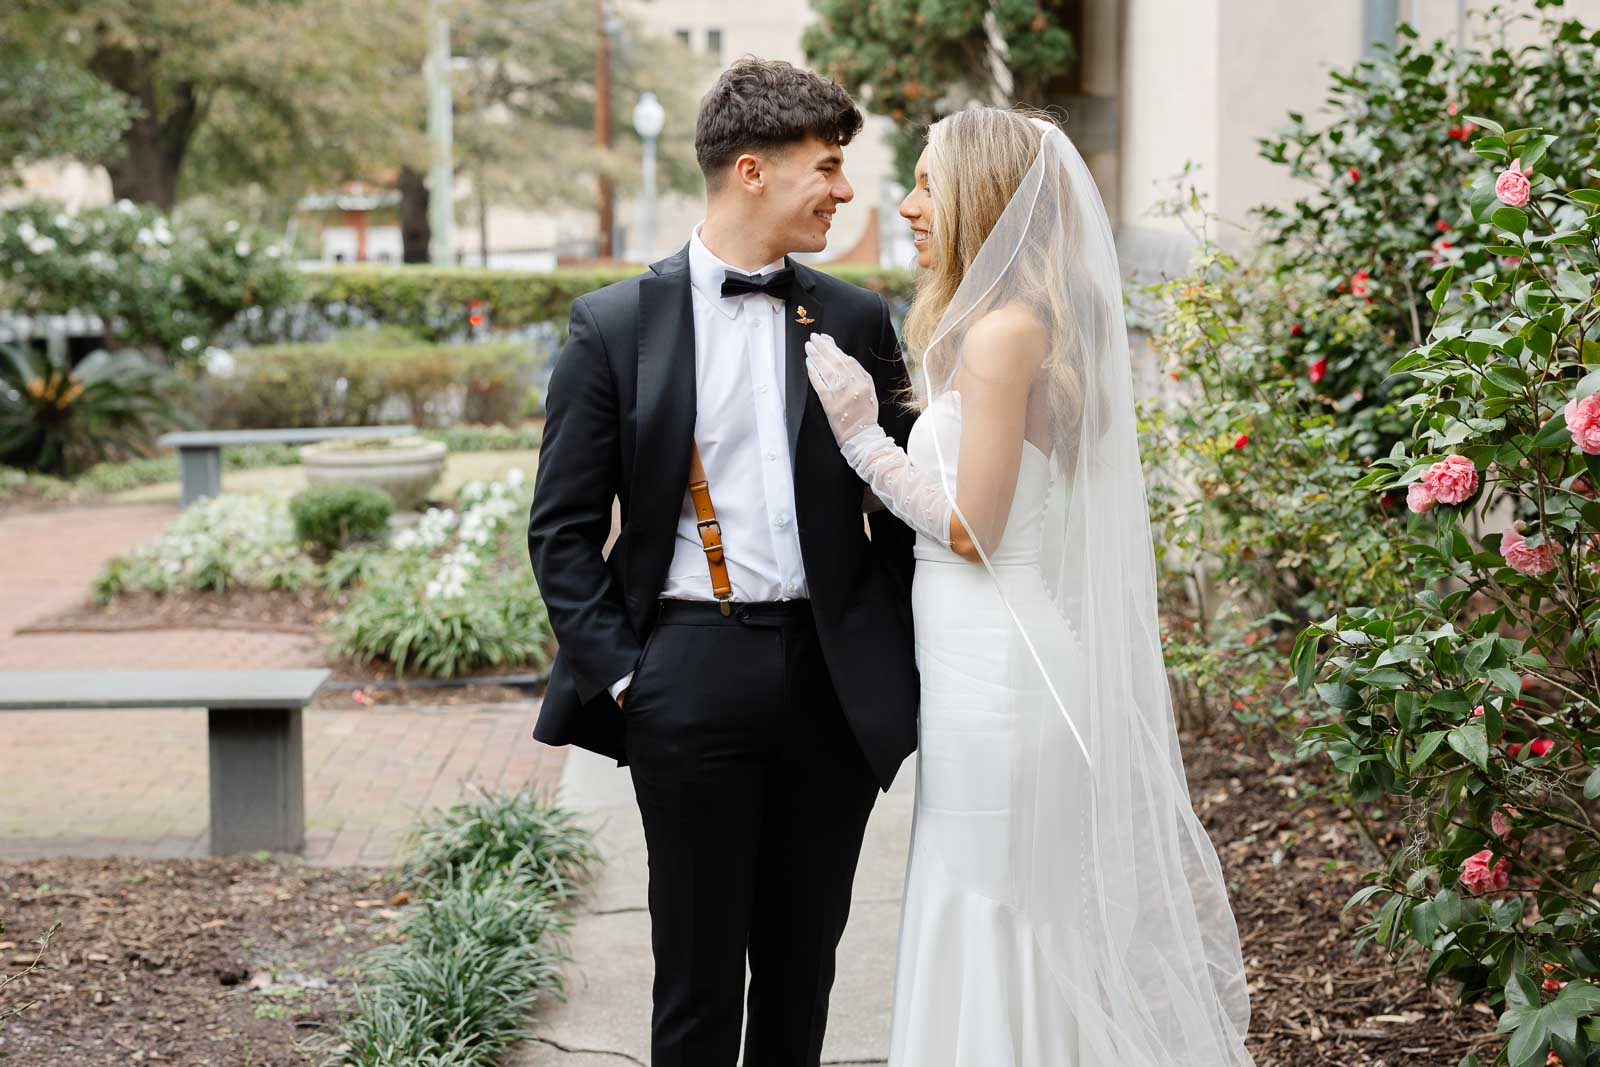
[178,446,223,507]
[207,706,305,854]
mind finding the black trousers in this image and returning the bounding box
[621,598,880,1067]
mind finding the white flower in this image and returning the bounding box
[116,199,138,215]
[16,221,37,242]
[505,468,525,488]
[26,236,56,255]
[225,220,240,234]
[235,241,252,257]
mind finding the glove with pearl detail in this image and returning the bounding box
[804,332,953,548]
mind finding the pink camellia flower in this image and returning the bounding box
[1491,807,1516,837]
[1351,270,1372,297]
[1564,394,1600,455]
[1406,482,1436,514]
[1495,159,1531,207]
[1499,255,1522,270]
[1308,358,1327,383]
[1529,737,1555,758]
[1501,529,1561,576]
[1422,454,1478,504]
[1473,704,1485,716]
[1459,849,1510,895]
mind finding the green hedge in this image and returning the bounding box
[301,263,917,337]
[206,332,542,430]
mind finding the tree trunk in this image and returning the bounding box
[89,46,200,212]
[398,165,431,264]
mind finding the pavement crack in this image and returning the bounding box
[588,905,648,916]
[525,1036,647,1064]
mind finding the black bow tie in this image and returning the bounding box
[721,267,795,302]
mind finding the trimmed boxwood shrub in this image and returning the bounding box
[290,484,394,557]
[299,263,917,340]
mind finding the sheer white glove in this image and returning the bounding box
[805,333,954,549]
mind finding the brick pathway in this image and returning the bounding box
[0,502,566,865]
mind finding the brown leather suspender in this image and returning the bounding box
[688,444,735,616]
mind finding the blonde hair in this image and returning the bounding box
[901,106,1086,457]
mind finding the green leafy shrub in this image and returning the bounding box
[315,790,595,1067]
[1295,121,1600,1067]
[290,484,393,557]
[1141,202,1410,731]
[0,332,192,476]
[325,471,551,677]
[204,331,542,430]
[0,200,301,358]
[298,263,914,341]
[1254,6,1600,449]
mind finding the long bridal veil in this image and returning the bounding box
[915,114,1256,1064]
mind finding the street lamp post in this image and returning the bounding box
[425,0,454,264]
[631,92,664,263]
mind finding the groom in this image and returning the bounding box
[527,58,919,1066]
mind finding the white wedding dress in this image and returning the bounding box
[889,390,1090,1065]
[810,116,1254,1066]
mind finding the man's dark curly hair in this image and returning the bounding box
[694,58,863,191]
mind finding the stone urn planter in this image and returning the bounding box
[298,435,447,510]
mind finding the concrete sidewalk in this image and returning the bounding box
[512,746,914,1066]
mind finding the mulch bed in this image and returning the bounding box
[1195,725,1498,1066]
[0,856,405,1066]
[0,724,1501,1066]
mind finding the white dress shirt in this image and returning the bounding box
[610,225,809,700]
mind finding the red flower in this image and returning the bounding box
[1507,742,1524,758]
[1529,738,1555,757]
[1436,219,1452,232]
[1233,433,1249,449]
[1290,322,1304,337]
[468,314,485,327]
[1447,124,1471,141]
[1309,358,1327,383]
[1348,166,1361,183]
[1351,270,1372,297]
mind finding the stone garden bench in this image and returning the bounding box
[0,669,329,854]
[158,426,417,507]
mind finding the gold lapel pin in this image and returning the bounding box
[795,305,815,326]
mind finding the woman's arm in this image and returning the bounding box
[805,307,1046,563]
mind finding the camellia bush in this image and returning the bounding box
[1256,3,1600,451]
[1295,120,1600,1067]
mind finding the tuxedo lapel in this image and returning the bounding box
[783,260,823,468]
[633,248,696,564]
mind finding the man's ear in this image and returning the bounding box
[732,152,764,194]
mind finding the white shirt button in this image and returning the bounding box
[766,450,777,461]
[775,515,788,528]
[757,384,769,394]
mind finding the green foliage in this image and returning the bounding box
[1297,121,1600,1065]
[805,0,1078,178]
[0,200,302,358]
[400,788,597,900]
[324,472,551,678]
[290,484,394,557]
[0,39,130,178]
[0,331,191,477]
[1254,7,1600,447]
[298,264,917,340]
[205,331,542,430]
[1141,203,1411,730]
[315,789,594,1067]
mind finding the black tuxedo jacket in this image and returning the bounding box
[526,245,919,789]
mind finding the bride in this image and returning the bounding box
[804,106,1256,1065]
